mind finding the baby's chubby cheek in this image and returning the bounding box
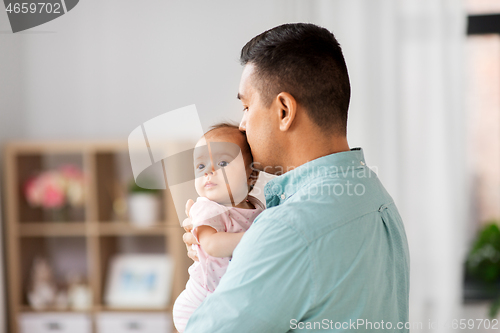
[194,177,205,196]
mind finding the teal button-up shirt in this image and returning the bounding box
[184,148,410,332]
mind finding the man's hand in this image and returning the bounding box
[182,199,199,262]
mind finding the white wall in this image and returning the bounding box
[0,8,24,142]
[0,0,298,141]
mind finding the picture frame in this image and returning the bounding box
[104,254,173,308]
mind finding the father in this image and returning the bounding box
[182,23,410,332]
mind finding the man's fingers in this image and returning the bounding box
[185,199,195,217]
[182,232,199,262]
[182,231,199,246]
[188,250,199,262]
[181,204,198,263]
[182,217,193,232]
[182,232,194,245]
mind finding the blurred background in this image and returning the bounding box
[0,0,499,332]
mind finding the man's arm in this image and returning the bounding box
[196,225,245,257]
[184,215,314,333]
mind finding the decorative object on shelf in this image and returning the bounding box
[112,197,128,221]
[127,180,160,227]
[23,164,85,221]
[67,274,92,310]
[466,221,500,317]
[27,257,57,310]
[105,254,173,308]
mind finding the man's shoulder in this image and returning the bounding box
[255,178,398,244]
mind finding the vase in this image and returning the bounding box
[127,194,160,227]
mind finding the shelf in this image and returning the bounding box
[19,305,92,313]
[5,141,128,154]
[19,305,172,313]
[17,222,181,237]
[19,222,87,237]
[98,222,168,236]
[3,140,190,333]
[96,305,173,313]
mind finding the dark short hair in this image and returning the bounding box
[240,23,350,136]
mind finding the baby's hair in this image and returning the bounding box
[204,122,257,192]
[205,122,241,135]
[205,122,251,158]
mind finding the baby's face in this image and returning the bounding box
[193,134,249,206]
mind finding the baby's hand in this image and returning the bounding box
[182,199,199,262]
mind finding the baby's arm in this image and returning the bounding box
[196,226,245,258]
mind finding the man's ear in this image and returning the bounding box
[275,92,297,132]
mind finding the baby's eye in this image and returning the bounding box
[196,163,205,171]
[218,160,229,167]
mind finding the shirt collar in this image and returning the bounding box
[264,148,367,208]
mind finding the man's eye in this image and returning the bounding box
[196,163,205,170]
[218,161,229,167]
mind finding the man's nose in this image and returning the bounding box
[239,116,246,132]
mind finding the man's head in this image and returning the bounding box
[238,23,350,173]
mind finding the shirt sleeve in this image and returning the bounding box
[190,199,229,243]
[184,210,315,333]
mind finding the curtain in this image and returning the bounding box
[284,1,467,331]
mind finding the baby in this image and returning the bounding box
[172,123,265,332]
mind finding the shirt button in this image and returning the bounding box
[280,194,286,200]
[360,161,365,166]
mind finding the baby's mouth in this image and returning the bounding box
[205,182,217,188]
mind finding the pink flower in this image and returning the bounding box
[24,176,42,206]
[23,164,85,209]
[42,183,65,208]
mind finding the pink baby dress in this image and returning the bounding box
[172,195,264,332]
